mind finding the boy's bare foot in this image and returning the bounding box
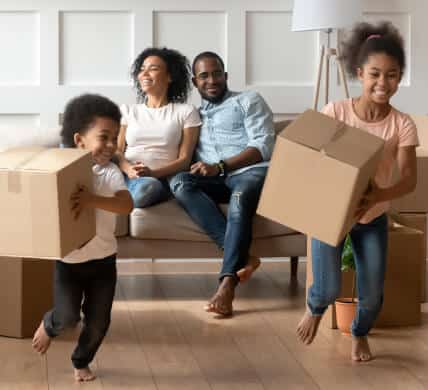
[351,336,373,362]
[32,321,51,354]
[297,310,322,345]
[204,276,236,316]
[237,255,261,283]
[74,367,96,382]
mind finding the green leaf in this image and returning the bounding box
[341,235,355,272]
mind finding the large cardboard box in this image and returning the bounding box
[398,213,427,302]
[0,257,54,338]
[391,149,428,212]
[0,147,95,258]
[257,109,384,246]
[306,223,423,328]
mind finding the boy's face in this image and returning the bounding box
[74,116,119,166]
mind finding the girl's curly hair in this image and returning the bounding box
[60,94,121,148]
[340,21,405,79]
[130,47,191,103]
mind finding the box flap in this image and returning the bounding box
[0,147,91,173]
[281,109,384,168]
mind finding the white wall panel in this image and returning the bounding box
[0,12,39,85]
[59,11,134,85]
[246,11,316,86]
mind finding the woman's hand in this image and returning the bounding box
[125,161,145,179]
[70,185,94,220]
[354,179,383,220]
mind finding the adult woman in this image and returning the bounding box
[117,47,201,207]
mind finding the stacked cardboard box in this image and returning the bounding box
[0,147,96,337]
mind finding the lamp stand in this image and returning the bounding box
[313,29,350,111]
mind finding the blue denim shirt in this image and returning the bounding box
[195,90,275,176]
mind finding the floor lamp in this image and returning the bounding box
[292,0,363,110]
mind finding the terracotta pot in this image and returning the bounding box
[335,298,358,335]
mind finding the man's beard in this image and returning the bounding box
[201,86,228,104]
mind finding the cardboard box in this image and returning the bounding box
[0,147,95,259]
[257,109,384,246]
[398,213,427,302]
[306,223,423,328]
[391,149,428,212]
[0,257,54,338]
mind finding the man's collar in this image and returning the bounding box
[201,90,232,109]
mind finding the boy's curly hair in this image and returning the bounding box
[60,94,121,148]
[340,21,405,79]
[130,47,191,103]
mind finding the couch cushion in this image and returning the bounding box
[128,199,297,241]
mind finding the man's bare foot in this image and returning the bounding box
[351,336,373,362]
[32,321,51,354]
[204,276,236,316]
[297,310,322,345]
[237,255,261,283]
[74,367,96,382]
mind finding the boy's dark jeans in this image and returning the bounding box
[43,254,117,369]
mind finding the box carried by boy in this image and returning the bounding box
[0,147,95,258]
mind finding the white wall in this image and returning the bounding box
[0,0,426,143]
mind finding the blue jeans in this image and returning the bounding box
[43,255,117,369]
[125,176,171,208]
[307,213,388,337]
[169,167,267,280]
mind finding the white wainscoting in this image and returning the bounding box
[0,0,426,143]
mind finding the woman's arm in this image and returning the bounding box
[116,124,144,179]
[144,126,200,178]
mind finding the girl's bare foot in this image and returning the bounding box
[74,367,96,382]
[297,311,322,345]
[351,336,373,362]
[237,256,261,283]
[204,276,236,316]
[32,321,51,354]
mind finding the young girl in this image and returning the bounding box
[297,22,418,361]
[32,94,133,381]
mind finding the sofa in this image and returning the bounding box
[115,120,307,278]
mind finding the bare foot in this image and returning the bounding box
[297,310,322,345]
[351,336,373,362]
[204,276,236,316]
[74,367,96,382]
[237,255,261,283]
[32,321,51,354]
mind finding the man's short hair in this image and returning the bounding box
[192,52,225,75]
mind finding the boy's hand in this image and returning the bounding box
[190,161,220,176]
[70,185,94,220]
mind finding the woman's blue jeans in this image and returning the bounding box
[307,213,388,337]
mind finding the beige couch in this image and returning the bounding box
[116,120,307,278]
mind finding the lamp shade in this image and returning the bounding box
[292,0,363,31]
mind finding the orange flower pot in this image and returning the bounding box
[335,298,358,335]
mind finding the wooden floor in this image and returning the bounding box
[1,260,428,389]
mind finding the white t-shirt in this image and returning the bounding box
[62,162,128,264]
[120,102,201,170]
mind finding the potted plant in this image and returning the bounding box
[335,235,358,334]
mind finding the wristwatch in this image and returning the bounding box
[216,160,227,177]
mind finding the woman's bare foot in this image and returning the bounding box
[351,336,373,362]
[32,321,51,354]
[237,256,261,283]
[204,276,236,316]
[74,367,96,382]
[297,310,322,345]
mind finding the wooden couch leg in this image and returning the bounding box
[290,256,298,279]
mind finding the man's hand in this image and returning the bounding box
[354,179,383,220]
[70,185,94,220]
[190,161,220,176]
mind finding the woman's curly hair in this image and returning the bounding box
[340,21,405,79]
[60,94,121,148]
[130,47,191,103]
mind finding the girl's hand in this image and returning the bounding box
[354,179,383,220]
[70,185,94,220]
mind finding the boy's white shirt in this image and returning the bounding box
[61,162,127,264]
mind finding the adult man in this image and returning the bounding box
[169,52,275,316]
